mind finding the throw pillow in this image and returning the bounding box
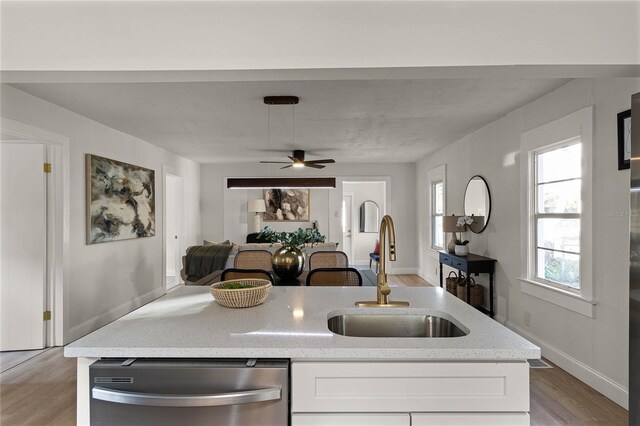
[203,239,231,245]
[373,241,380,255]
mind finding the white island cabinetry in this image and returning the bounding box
[291,361,529,425]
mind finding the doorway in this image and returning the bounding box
[342,181,387,267]
[0,118,68,349]
[164,172,184,290]
[1,142,48,351]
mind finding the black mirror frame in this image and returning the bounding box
[359,200,380,233]
[464,175,491,234]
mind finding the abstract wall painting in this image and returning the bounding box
[86,154,155,244]
[263,189,309,221]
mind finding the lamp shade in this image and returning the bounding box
[443,215,464,233]
[248,199,266,213]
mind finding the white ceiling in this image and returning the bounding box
[10,78,569,163]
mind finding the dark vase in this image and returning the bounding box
[272,246,305,280]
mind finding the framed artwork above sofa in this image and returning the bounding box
[263,188,309,221]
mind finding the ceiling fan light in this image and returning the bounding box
[292,162,304,168]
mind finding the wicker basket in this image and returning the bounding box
[456,277,484,308]
[210,279,272,308]
[445,271,462,295]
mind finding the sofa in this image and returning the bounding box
[181,241,338,286]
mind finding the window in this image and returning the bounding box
[533,141,581,290]
[427,164,446,253]
[431,180,444,249]
[519,106,594,317]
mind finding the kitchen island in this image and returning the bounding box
[66,285,540,425]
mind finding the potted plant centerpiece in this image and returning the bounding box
[454,216,474,256]
[258,227,326,279]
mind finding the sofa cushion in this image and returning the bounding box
[238,243,282,254]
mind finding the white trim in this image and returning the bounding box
[0,117,70,347]
[67,287,165,342]
[506,320,628,409]
[342,191,355,265]
[520,106,594,309]
[518,277,595,318]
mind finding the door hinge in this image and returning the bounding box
[43,163,52,173]
[43,310,52,321]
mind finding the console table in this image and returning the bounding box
[439,251,497,318]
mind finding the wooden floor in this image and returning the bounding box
[388,273,431,287]
[0,275,627,426]
[0,349,47,373]
[0,347,76,426]
[530,359,627,425]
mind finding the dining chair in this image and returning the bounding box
[234,250,273,271]
[308,251,348,270]
[306,267,362,286]
[221,268,275,285]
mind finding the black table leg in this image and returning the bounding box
[489,272,494,318]
[439,262,443,287]
[466,273,471,304]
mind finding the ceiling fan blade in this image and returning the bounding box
[304,162,325,169]
[260,161,291,164]
[280,165,293,169]
[287,156,296,162]
[306,159,335,164]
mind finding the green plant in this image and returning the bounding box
[258,226,326,250]
[221,282,255,289]
[453,238,469,245]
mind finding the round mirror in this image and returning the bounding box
[359,200,380,233]
[464,175,491,234]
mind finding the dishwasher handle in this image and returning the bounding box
[92,386,281,407]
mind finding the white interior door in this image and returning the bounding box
[1,142,47,351]
[342,194,354,263]
[165,174,183,289]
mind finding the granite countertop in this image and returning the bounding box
[64,286,540,360]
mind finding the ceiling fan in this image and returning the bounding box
[260,149,336,169]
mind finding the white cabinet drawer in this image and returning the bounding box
[292,361,529,413]
[292,413,410,426]
[411,412,529,425]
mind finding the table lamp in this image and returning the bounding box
[443,215,465,253]
[248,199,267,233]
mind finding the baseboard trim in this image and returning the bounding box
[67,287,166,343]
[388,267,418,275]
[506,321,628,409]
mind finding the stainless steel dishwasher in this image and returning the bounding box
[89,359,289,426]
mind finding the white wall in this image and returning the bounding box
[2,2,638,71]
[201,163,416,273]
[416,78,640,408]
[343,182,386,265]
[0,84,201,343]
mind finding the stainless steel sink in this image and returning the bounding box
[327,314,467,338]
